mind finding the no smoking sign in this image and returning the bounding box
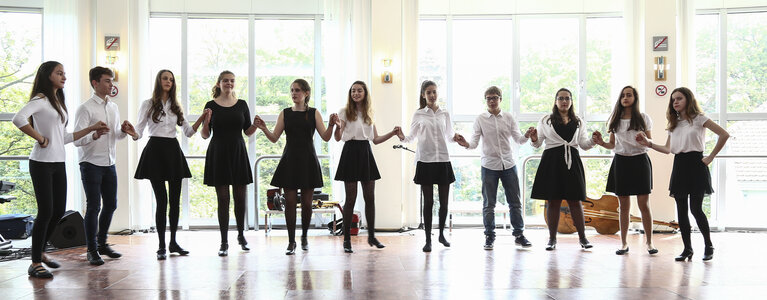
[655,85,668,97]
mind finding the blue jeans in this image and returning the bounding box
[482,166,524,238]
[80,162,118,251]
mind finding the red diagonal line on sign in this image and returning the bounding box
[654,37,667,49]
[107,38,117,49]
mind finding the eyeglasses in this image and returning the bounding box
[556,97,571,101]
[485,96,500,101]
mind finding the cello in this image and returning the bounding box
[543,194,679,235]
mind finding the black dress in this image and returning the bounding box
[203,100,253,186]
[530,121,587,201]
[270,107,324,189]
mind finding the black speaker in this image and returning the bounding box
[48,210,85,249]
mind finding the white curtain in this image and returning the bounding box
[129,0,152,230]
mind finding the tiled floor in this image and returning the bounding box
[0,228,764,299]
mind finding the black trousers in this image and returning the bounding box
[28,160,67,263]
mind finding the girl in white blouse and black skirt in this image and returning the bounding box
[397,80,462,252]
[530,88,595,251]
[333,81,400,253]
[592,86,658,255]
[637,87,729,261]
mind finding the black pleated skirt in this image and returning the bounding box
[669,151,714,197]
[531,145,586,201]
[335,140,381,182]
[134,137,192,181]
[606,153,653,196]
[413,161,455,185]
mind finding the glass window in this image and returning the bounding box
[586,17,624,116]
[418,19,447,106]
[148,17,182,92]
[727,12,767,113]
[694,14,719,113]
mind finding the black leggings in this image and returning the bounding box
[283,188,314,244]
[29,160,67,263]
[674,192,712,249]
[342,181,376,241]
[421,184,450,241]
[150,179,182,249]
[215,185,247,244]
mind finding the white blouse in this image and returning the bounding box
[669,114,709,154]
[612,113,653,156]
[531,115,595,169]
[401,106,455,163]
[134,99,196,139]
[338,109,374,141]
[12,96,74,162]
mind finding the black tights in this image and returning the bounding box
[342,181,376,241]
[28,161,67,263]
[674,192,712,249]
[284,188,314,244]
[546,199,587,240]
[150,179,181,249]
[421,184,450,242]
[216,185,247,244]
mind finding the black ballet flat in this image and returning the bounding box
[218,243,228,257]
[615,247,629,255]
[545,239,557,251]
[647,246,659,255]
[286,242,297,255]
[343,240,353,253]
[169,243,190,255]
[579,237,593,249]
[422,242,432,253]
[368,237,385,249]
[438,235,451,247]
[702,246,714,261]
[301,236,309,251]
[238,235,250,251]
[675,249,694,261]
[28,264,53,279]
[156,248,167,260]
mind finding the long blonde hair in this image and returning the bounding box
[344,81,373,125]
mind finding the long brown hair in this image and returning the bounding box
[607,86,646,133]
[547,88,580,126]
[344,81,373,125]
[211,70,235,99]
[419,80,436,109]
[292,78,311,110]
[150,69,185,126]
[30,61,67,125]
[667,87,704,131]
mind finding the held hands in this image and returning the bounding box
[396,128,405,140]
[253,115,267,129]
[635,132,651,147]
[203,108,212,124]
[121,120,137,138]
[328,113,339,127]
[453,133,469,147]
[90,121,109,140]
[527,127,538,143]
[591,131,604,146]
[391,126,401,136]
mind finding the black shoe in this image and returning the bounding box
[343,240,353,253]
[98,244,122,259]
[438,235,451,247]
[41,256,61,269]
[28,264,53,279]
[515,235,532,247]
[156,248,167,260]
[484,236,494,250]
[647,245,659,255]
[675,249,694,261]
[87,251,105,266]
[702,246,714,261]
[301,236,309,251]
[169,243,190,255]
[615,247,630,255]
[368,237,385,249]
[545,238,557,251]
[238,235,250,251]
[579,237,593,249]
[286,242,297,255]
[218,243,228,257]
[422,241,432,252]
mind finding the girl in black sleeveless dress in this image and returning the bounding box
[254,79,337,255]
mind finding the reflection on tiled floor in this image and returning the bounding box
[0,228,764,299]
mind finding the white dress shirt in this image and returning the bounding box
[532,115,595,169]
[669,114,709,154]
[12,96,74,162]
[339,109,374,141]
[402,106,455,163]
[466,111,529,171]
[612,113,653,156]
[134,99,196,139]
[73,94,128,166]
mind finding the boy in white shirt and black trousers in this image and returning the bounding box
[73,67,137,265]
[456,86,535,250]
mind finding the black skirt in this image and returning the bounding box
[531,145,586,201]
[606,153,653,196]
[669,151,714,197]
[413,161,455,185]
[335,140,381,182]
[134,137,192,181]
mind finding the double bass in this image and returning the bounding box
[543,194,679,235]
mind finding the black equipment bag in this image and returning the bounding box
[0,214,34,239]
